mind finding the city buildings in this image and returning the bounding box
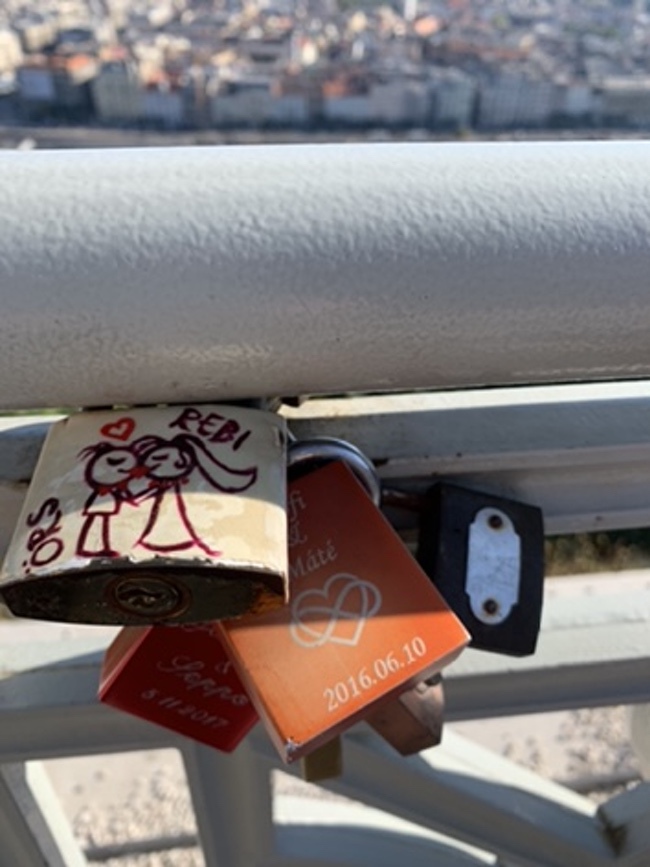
[0,0,649,131]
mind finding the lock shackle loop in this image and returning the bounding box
[287,437,381,507]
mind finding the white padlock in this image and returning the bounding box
[0,404,288,624]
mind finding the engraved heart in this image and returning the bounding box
[290,573,382,649]
[100,417,136,442]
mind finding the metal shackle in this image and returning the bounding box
[287,436,381,507]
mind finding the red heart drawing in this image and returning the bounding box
[100,417,136,442]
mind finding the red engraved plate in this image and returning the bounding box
[218,461,470,763]
[99,623,258,752]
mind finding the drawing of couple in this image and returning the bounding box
[77,433,257,559]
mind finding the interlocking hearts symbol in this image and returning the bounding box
[290,572,382,649]
[100,417,136,442]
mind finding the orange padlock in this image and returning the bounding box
[218,456,469,763]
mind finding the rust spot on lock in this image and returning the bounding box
[106,572,191,620]
[247,582,288,617]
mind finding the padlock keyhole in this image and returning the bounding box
[108,574,189,620]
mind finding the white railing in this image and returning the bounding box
[1,143,650,409]
[0,564,648,866]
[0,143,649,866]
[0,389,649,866]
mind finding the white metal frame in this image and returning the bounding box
[0,596,648,866]
[2,143,650,409]
[7,381,650,537]
[0,387,649,865]
[1,142,650,865]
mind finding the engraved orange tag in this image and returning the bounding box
[99,623,258,752]
[218,462,469,763]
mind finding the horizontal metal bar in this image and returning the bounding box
[2,143,650,408]
[285,384,650,534]
[444,580,650,720]
[0,580,647,760]
[270,829,495,867]
[272,795,497,867]
[5,382,650,539]
[83,834,198,862]
[269,730,615,867]
[83,799,497,867]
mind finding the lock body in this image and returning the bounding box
[99,623,257,751]
[219,461,469,763]
[365,675,444,755]
[417,483,544,656]
[301,737,343,782]
[0,404,287,624]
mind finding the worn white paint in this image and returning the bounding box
[2,143,650,408]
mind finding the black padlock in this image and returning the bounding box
[416,483,544,657]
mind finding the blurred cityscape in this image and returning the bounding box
[1,0,650,134]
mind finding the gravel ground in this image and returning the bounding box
[48,751,204,866]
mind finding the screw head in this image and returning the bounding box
[488,513,504,530]
[482,598,499,616]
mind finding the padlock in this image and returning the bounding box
[301,737,343,782]
[0,404,288,624]
[417,483,544,656]
[288,439,448,758]
[364,674,444,755]
[285,437,381,503]
[99,622,258,751]
[218,443,469,764]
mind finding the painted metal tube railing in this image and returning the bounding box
[2,141,650,409]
